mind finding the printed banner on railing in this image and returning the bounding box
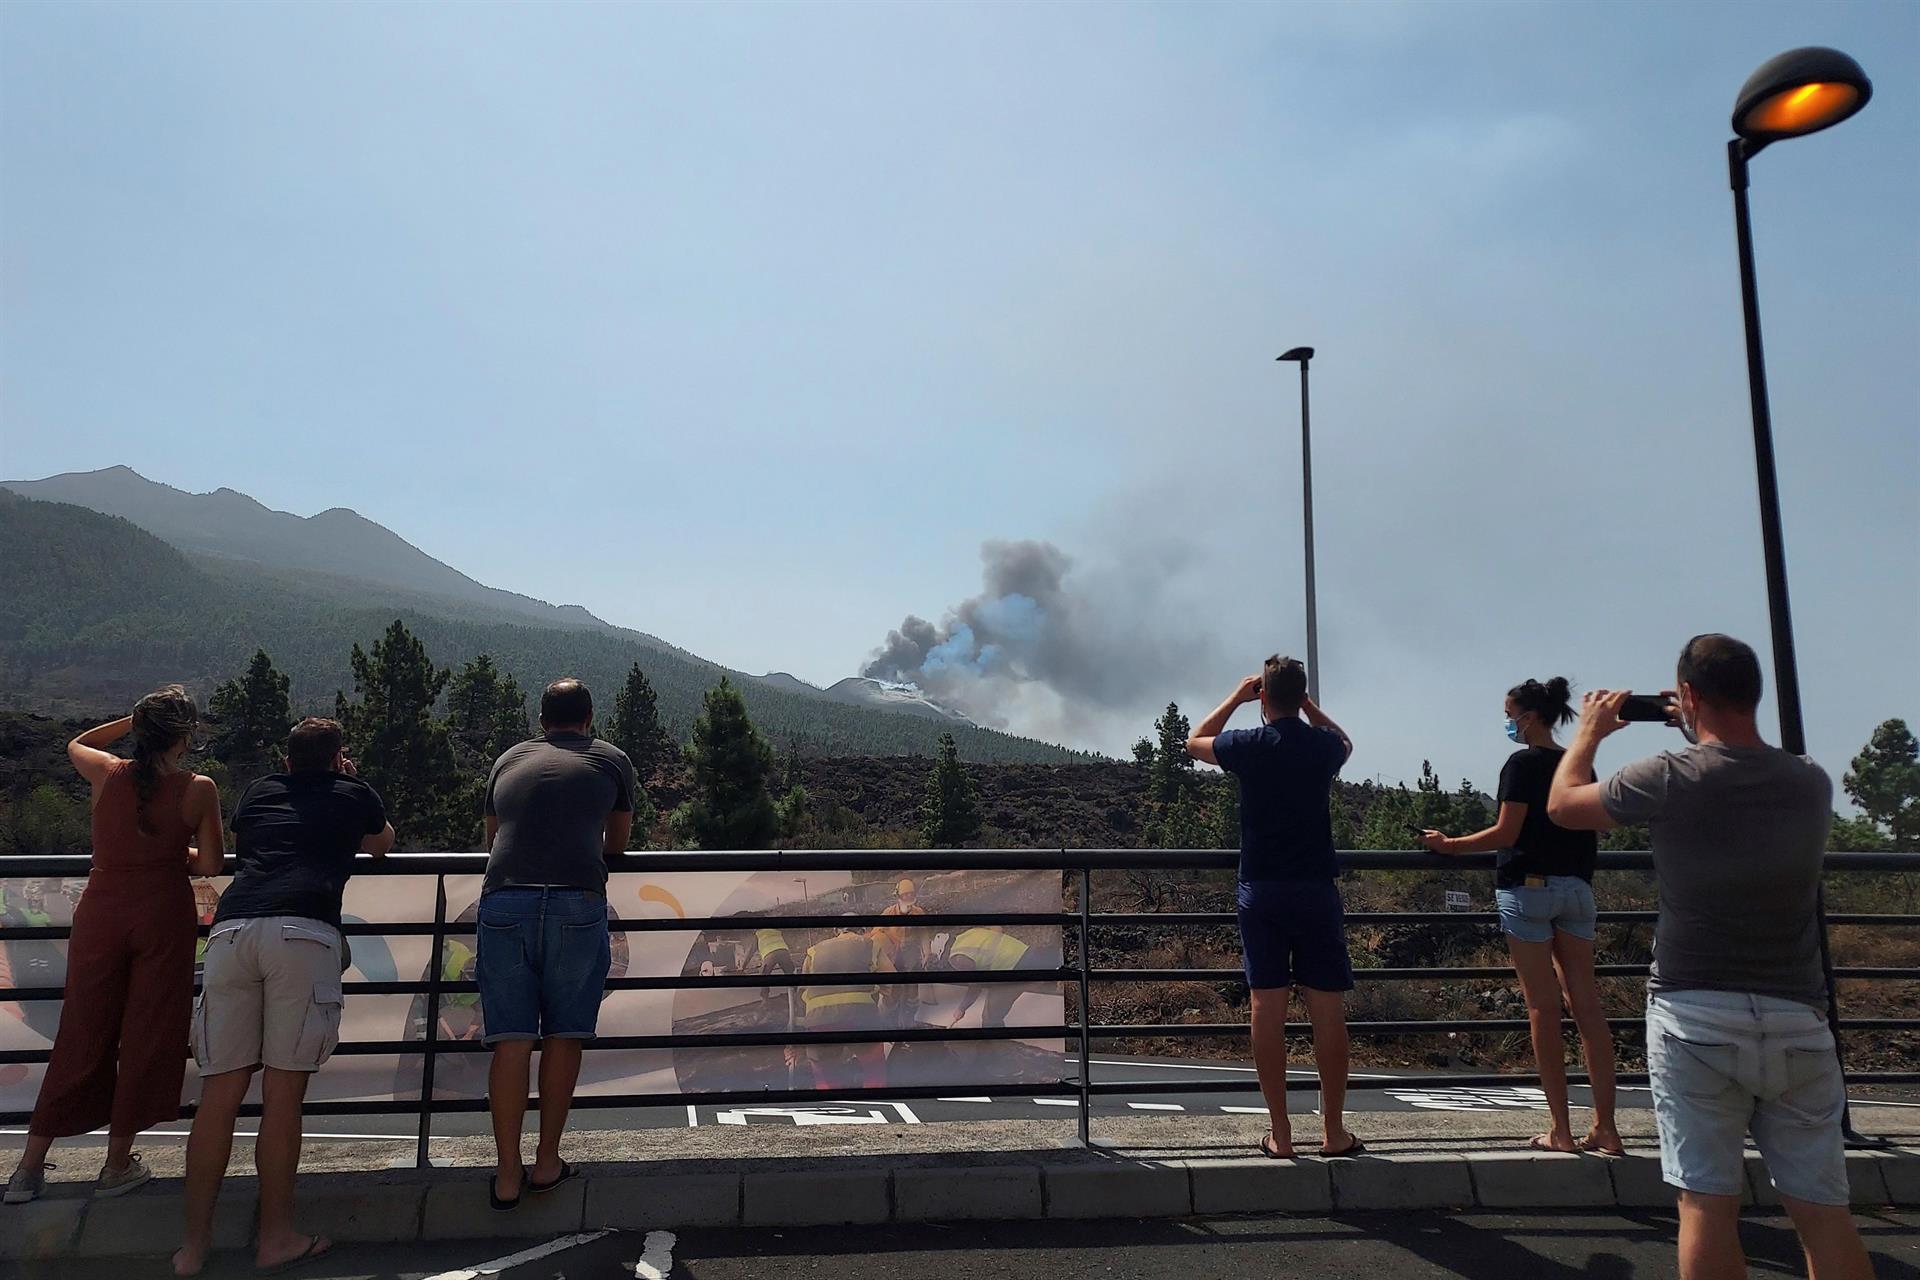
[0,867,1064,1113]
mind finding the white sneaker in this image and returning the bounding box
[94,1153,150,1198]
[3,1161,51,1205]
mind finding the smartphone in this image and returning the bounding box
[1404,822,1429,839]
[1619,694,1675,723]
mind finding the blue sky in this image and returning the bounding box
[3,0,1915,798]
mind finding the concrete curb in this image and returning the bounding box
[6,1146,1916,1261]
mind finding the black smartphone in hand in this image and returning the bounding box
[1619,694,1675,723]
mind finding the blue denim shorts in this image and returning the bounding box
[1647,989,1848,1205]
[1236,879,1354,993]
[475,887,612,1044]
[1495,876,1597,943]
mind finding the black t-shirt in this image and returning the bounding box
[215,772,388,928]
[1495,746,1598,887]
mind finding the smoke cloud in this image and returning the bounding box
[861,538,1226,734]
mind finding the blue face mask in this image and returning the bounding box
[1504,717,1524,744]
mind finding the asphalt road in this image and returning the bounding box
[12,1053,1916,1147]
[10,1210,1920,1280]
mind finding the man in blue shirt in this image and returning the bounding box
[1187,656,1357,1161]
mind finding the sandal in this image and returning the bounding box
[489,1166,526,1212]
[255,1235,333,1277]
[1319,1134,1366,1158]
[529,1161,577,1194]
[1528,1135,1577,1154]
[1258,1133,1295,1160]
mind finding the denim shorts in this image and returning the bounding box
[1646,988,1849,1205]
[1236,879,1354,993]
[474,887,612,1045]
[1494,876,1596,943]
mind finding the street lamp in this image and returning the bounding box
[1727,46,1872,1140]
[1727,46,1872,757]
[1276,346,1319,703]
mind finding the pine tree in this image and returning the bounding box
[675,677,777,850]
[207,649,294,774]
[921,731,983,847]
[445,653,528,765]
[608,663,675,788]
[335,620,467,849]
[1844,719,1920,851]
[1147,703,1195,808]
[1131,737,1156,767]
[1451,778,1491,833]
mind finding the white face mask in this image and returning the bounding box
[1677,694,1699,745]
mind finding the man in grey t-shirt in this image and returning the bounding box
[1547,634,1869,1280]
[476,678,636,1211]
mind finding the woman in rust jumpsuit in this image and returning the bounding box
[3,687,225,1204]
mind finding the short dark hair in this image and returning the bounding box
[1261,655,1308,713]
[287,718,344,772]
[541,677,593,727]
[1677,634,1763,713]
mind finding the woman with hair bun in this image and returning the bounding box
[3,687,226,1205]
[1420,676,1621,1156]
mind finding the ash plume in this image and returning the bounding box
[861,538,1220,732]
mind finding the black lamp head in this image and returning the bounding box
[1277,347,1314,363]
[1734,46,1871,143]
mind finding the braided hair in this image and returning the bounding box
[129,685,199,835]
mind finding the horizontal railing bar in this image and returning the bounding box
[1090,1017,1920,1037]
[11,961,1916,1004]
[1085,966,1919,983]
[8,1067,1920,1128]
[8,907,1916,945]
[2,850,1913,878]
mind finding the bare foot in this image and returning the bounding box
[1529,1132,1578,1153]
[171,1245,206,1278]
[528,1155,566,1186]
[1580,1126,1625,1156]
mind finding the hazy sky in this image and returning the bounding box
[3,0,1915,798]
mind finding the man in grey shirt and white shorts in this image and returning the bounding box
[1548,634,1871,1280]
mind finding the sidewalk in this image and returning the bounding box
[6,1108,1917,1261]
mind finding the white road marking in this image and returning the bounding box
[422,1230,611,1280]
[937,1096,994,1103]
[1127,1102,1184,1111]
[1034,1098,1079,1106]
[1221,1106,1269,1114]
[685,1104,698,1128]
[634,1228,677,1280]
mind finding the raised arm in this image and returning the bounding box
[1300,695,1354,763]
[185,775,227,876]
[68,715,132,787]
[1549,689,1628,831]
[1187,676,1263,765]
[1423,802,1525,854]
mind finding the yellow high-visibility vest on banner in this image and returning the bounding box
[800,932,877,1017]
[756,928,789,956]
[949,927,1030,971]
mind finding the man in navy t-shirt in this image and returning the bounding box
[1187,656,1359,1161]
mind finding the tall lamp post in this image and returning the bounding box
[1727,45,1872,1139]
[1277,346,1319,702]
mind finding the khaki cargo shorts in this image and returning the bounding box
[194,916,346,1075]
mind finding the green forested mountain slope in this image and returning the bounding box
[0,492,1091,764]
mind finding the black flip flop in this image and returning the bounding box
[529,1161,577,1194]
[255,1235,333,1277]
[1257,1134,1295,1161]
[490,1166,526,1212]
[1319,1136,1367,1158]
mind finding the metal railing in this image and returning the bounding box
[2,848,1916,1165]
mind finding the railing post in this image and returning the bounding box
[1077,859,1092,1149]
[416,875,448,1170]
